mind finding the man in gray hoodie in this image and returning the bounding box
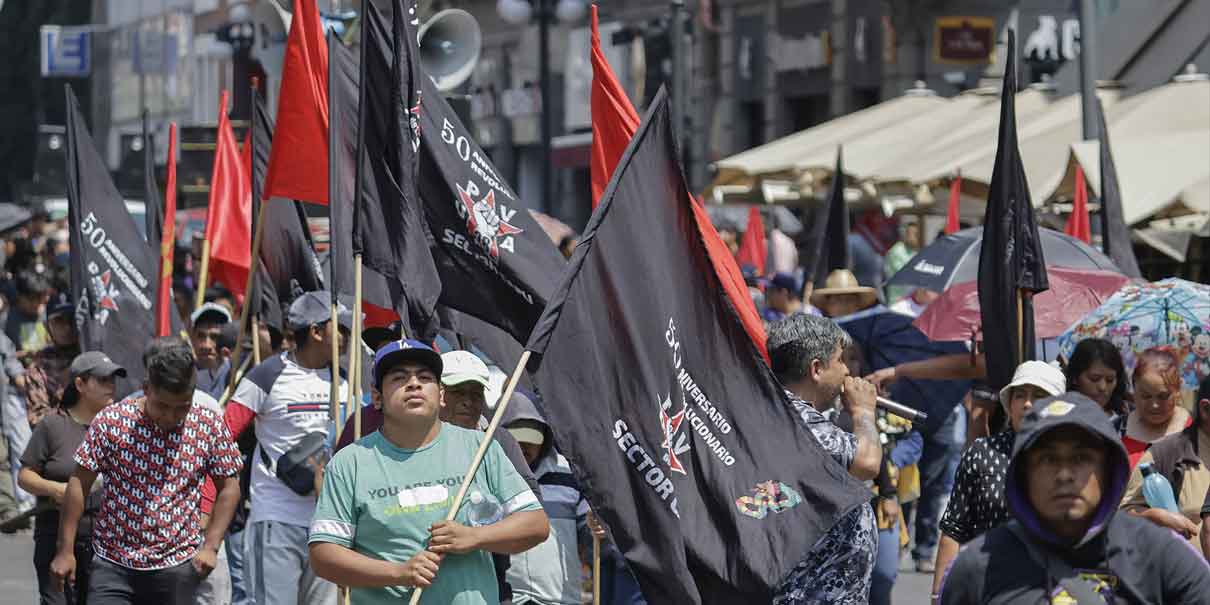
[503,390,589,605]
[939,393,1210,603]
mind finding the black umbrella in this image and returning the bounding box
[886,226,1121,293]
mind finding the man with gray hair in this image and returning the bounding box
[767,313,881,604]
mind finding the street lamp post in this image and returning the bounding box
[498,0,586,213]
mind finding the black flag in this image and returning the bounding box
[251,84,325,332]
[813,148,851,285]
[812,147,849,286]
[1095,98,1141,279]
[526,89,869,604]
[143,111,162,251]
[414,43,566,343]
[327,28,403,330]
[65,85,157,396]
[977,29,1049,390]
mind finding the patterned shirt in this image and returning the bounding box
[777,391,875,604]
[786,392,858,470]
[938,430,1014,544]
[22,345,77,426]
[74,398,243,570]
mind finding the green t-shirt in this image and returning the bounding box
[310,423,541,605]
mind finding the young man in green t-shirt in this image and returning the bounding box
[308,339,549,604]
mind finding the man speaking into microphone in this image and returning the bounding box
[766,313,882,604]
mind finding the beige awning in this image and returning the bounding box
[707,92,949,197]
[872,87,1062,192]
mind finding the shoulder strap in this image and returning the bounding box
[1005,521,1106,604]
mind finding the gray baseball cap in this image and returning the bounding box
[69,351,127,380]
[190,302,232,326]
[287,291,353,331]
[62,351,127,408]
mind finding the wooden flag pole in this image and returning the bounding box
[408,350,532,605]
[351,255,364,440]
[592,535,602,605]
[330,300,344,446]
[222,202,269,402]
[1016,289,1025,363]
[252,315,262,365]
[193,239,211,311]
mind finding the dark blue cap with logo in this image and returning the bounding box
[373,339,443,388]
[768,272,798,292]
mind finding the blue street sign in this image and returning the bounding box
[41,26,92,77]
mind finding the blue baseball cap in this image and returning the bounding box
[767,272,799,293]
[373,339,443,388]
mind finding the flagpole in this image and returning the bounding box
[330,301,344,446]
[1016,289,1025,363]
[223,201,269,402]
[592,535,601,605]
[252,315,262,364]
[408,350,532,605]
[194,240,211,311]
[352,255,363,440]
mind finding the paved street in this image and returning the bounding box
[0,530,932,604]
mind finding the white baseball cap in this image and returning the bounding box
[998,361,1066,410]
[440,351,490,388]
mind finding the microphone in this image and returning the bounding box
[877,396,928,423]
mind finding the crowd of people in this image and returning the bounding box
[0,207,1208,605]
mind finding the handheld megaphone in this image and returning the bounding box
[419,9,483,92]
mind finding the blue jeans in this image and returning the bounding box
[911,404,965,562]
[226,529,250,605]
[600,555,647,605]
[870,522,900,605]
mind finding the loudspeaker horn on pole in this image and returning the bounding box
[418,9,482,92]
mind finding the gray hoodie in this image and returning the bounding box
[503,391,588,605]
[940,393,1210,604]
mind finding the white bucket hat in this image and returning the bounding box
[998,361,1066,411]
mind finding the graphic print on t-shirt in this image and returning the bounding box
[230,353,347,526]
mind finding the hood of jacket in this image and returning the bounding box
[501,388,556,465]
[1005,393,1131,549]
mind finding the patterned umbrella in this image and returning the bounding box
[1058,278,1210,389]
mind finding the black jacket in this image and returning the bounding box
[940,394,1210,604]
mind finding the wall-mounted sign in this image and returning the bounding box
[933,17,995,64]
[41,26,91,77]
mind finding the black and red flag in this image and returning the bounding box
[64,85,157,396]
[977,28,1049,390]
[142,111,184,336]
[250,83,325,332]
[414,37,567,343]
[525,89,869,604]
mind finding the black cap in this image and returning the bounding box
[61,351,126,408]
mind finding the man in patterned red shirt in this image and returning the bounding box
[48,344,243,604]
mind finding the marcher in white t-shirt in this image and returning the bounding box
[224,292,350,605]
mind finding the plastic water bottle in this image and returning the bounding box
[1139,462,1180,513]
[465,489,503,527]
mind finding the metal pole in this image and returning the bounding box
[1078,0,1098,140]
[538,0,553,213]
[670,0,685,143]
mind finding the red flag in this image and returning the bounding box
[204,91,252,301]
[1065,165,1091,243]
[735,206,767,276]
[263,0,329,205]
[945,172,962,235]
[587,5,766,358]
[589,5,640,208]
[157,123,179,336]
